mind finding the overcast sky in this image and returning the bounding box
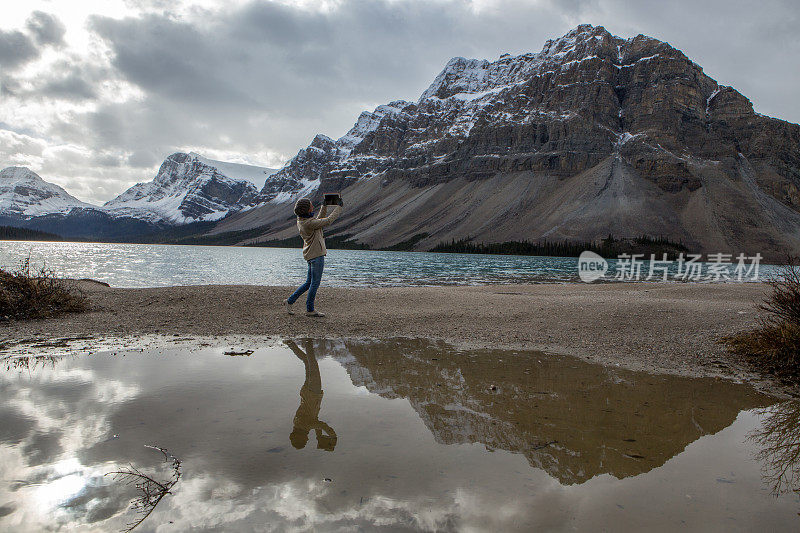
[1,0,798,204]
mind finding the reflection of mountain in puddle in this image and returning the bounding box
[320,338,775,484]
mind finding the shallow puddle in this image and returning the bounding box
[1,338,798,531]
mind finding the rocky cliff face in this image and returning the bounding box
[214,24,800,259]
[260,101,412,201]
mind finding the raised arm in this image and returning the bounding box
[304,205,341,230]
[285,340,307,362]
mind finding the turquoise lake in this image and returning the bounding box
[0,240,781,288]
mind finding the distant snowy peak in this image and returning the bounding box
[104,152,266,224]
[0,166,93,217]
[1,153,277,228]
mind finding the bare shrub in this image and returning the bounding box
[0,257,89,320]
[725,260,800,381]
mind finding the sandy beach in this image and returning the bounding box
[1,280,775,384]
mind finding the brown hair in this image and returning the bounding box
[294,198,312,217]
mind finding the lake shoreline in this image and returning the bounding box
[3,280,791,396]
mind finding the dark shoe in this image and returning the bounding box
[305,310,325,317]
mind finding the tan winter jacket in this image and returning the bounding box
[297,204,342,261]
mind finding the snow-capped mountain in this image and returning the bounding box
[104,152,269,224]
[1,153,279,238]
[0,167,94,217]
[0,166,160,239]
[211,24,800,260]
[5,24,800,255]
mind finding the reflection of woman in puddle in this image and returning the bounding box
[286,340,337,451]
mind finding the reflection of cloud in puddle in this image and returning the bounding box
[31,459,87,508]
[156,474,570,532]
[2,454,129,531]
[0,360,140,531]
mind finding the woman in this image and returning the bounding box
[283,196,342,317]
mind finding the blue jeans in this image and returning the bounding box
[288,256,324,312]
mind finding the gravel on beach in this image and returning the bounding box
[1,281,775,386]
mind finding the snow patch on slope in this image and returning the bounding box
[191,153,278,188]
[270,178,320,204]
[705,86,722,117]
[336,101,410,156]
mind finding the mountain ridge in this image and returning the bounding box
[3,24,799,259]
[209,24,800,260]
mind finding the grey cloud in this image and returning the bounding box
[40,72,98,101]
[226,1,331,45]
[89,14,260,108]
[126,149,160,168]
[21,431,63,467]
[0,30,38,69]
[123,0,182,11]
[86,0,569,141]
[87,106,126,145]
[0,408,35,445]
[552,0,601,14]
[0,12,66,71]
[0,126,47,169]
[93,152,124,168]
[33,149,154,205]
[5,0,800,204]
[26,11,66,47]
[46,116,87,145]
[38,59,111,102]
[1,76,21,96]
[1,58,103,102]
